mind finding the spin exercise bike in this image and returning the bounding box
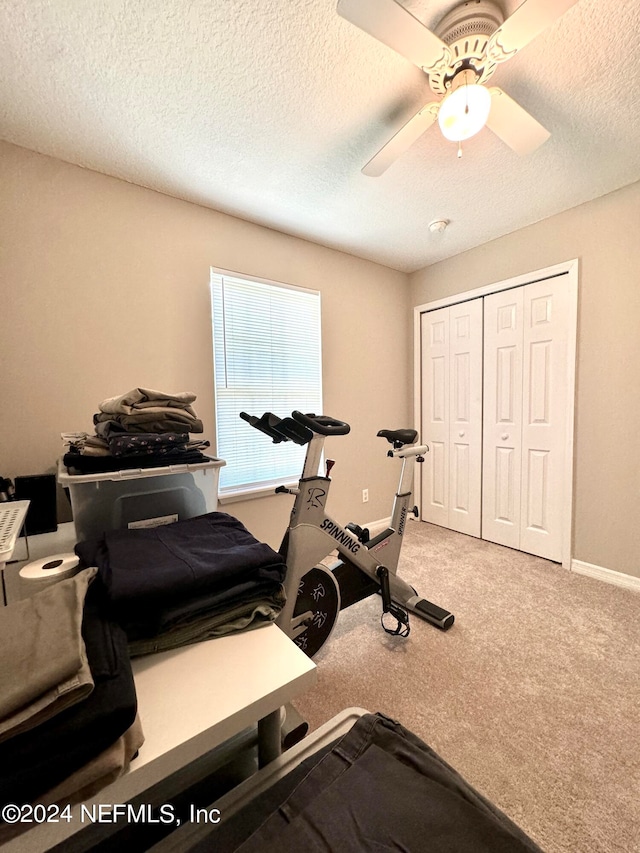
[241,410,454,657]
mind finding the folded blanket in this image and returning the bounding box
[122,576,287,639]
[128,593,285,657]
[75,512,287,608]
[63,448,209,475]
[94,415,204,437]
[98,387,197,416]
[94,410,200,427]
[0,569,97,744]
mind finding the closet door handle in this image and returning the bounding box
[458,430,465,437]
[501,433,509,441]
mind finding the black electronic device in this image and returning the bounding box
[14,474,58,535]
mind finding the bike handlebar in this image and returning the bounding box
[239,411,287,443]
[291,411,351,437]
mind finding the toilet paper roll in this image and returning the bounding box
[19,553,81,593]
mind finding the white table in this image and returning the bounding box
[1,521,78,604]
[2,525,316,852]
[130,625,316,777]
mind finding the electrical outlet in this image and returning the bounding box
[362,488,369,503]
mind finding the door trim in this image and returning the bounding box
[413,259,578,570]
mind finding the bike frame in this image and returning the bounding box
[277,432,427,639]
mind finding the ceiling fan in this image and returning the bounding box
[337,0,579,174]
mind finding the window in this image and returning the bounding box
[211,269,322,496]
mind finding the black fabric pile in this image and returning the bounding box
[75,512,287,657]
[0,576,140,833]
[62,387,211,475]
[185,713,543,853]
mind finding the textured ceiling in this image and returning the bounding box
[2,0,640,272]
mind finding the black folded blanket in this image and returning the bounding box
[75,512,287,609]
[63,449,209,475]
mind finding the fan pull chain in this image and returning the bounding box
[458,141,462,158]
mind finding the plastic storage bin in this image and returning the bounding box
[57,456,225,541]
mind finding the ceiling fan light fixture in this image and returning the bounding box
[438,72,492,143]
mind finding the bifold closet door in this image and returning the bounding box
[420,300,482,536]
[482,279,569,561]
[482,288,524,549]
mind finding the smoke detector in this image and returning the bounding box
[429,219,449,233]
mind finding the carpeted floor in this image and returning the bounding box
[292,521,640,853]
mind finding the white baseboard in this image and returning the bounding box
[571,559,640,593]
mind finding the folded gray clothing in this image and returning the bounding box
[94,409,201,426]
[0,568,97,744]
[75,444,111,457]
[63,433,110,457]
[94,414,204,436]
[107,402,198,417]
[97,404,200,422]
[94,410,198,424]
[85,435,109,451]
[128,598,284,657]
[98,387,197,416]
[187,439,211,451]
[122,578,287,640]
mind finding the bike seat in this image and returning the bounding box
[377,428,418,446]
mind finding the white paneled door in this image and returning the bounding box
[483,279,569,561]
[421,300,483,536]
[420,274,572,563]
[421,307,449,529]
[482,287,524,550]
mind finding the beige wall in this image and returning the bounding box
[410,181,640,579]
[3,138,637,577]
[0,141,411,548]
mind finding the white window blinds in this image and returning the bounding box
[211,271,322,493]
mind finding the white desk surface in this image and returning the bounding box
[130,625,316,778]
[2,521,79,604]
[2,524,317,852]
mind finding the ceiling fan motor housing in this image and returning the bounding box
[429,0,504,94]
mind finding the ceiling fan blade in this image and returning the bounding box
[486,88,550,156]
[487,0,580,63]
[362,102,439,176]
[337,0,451,74]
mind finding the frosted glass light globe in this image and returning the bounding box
[438,82,492,142]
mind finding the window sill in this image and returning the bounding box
[218,482,297,506]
